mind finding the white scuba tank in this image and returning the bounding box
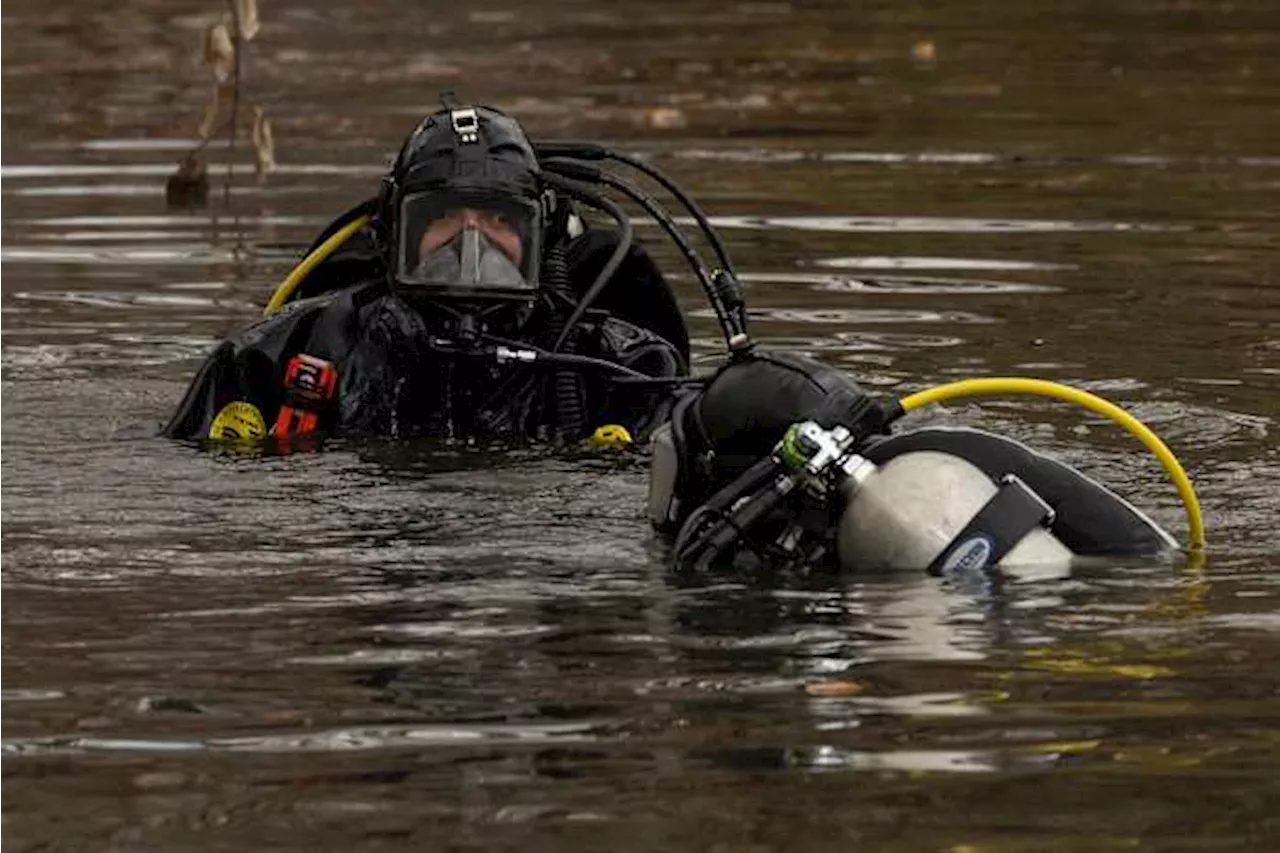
[836,450,1074,572]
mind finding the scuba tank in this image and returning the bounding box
[659,350,1197,574]
[835,450,1073,573]
[670,419,1067,573]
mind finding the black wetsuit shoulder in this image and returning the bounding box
[161,282,382,439]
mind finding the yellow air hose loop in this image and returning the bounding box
[896,377,1206,551]
[264,214,373,316]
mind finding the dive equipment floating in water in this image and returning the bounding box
[669,376,1204,573]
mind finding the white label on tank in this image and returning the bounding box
[940,534,995,572]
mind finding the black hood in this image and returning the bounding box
[384,105,542,204]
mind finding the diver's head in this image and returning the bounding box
[380,104,545,310]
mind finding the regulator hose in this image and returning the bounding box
[540,172,634,353]
[264,214,372,316]
[889,377,1205,551]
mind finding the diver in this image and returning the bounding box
[164,103,691,444]
[164,101,1202,574]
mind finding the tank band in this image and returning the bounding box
[928,474,1055,574]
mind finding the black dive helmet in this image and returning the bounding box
[378,104,547,299]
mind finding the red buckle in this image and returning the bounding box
[282,353,338,408]
[273,354,338,438]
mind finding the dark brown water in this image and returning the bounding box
[3,1,1279,850]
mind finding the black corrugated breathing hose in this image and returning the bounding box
[540,243,588,440]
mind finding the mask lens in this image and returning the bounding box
[413,224,528,292]
[397,191,540,296]
[420,209,522,259]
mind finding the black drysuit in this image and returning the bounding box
[163,230,688,443]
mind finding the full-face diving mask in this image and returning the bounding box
[395,189,542,299]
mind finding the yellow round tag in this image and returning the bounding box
[209,401,266,441]
[589,424,633,448]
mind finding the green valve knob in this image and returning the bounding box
[776,422,818,469]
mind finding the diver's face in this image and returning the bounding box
[418,208,524,267]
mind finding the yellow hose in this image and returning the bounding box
[263,215,372,316]
[897,377,1205,551]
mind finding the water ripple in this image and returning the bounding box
[0,163,382,179]
[742,307,994,325]
[676,148,1280,170]
[813,256,1072,271]
[2,246,237,264]
[4,721,607,756]
[744,272,1061,294]
[8,290,256,311]
[708,215,1186,234]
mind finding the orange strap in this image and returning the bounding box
[273,407,319,438]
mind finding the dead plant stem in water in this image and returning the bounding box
[166,0,274,211]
